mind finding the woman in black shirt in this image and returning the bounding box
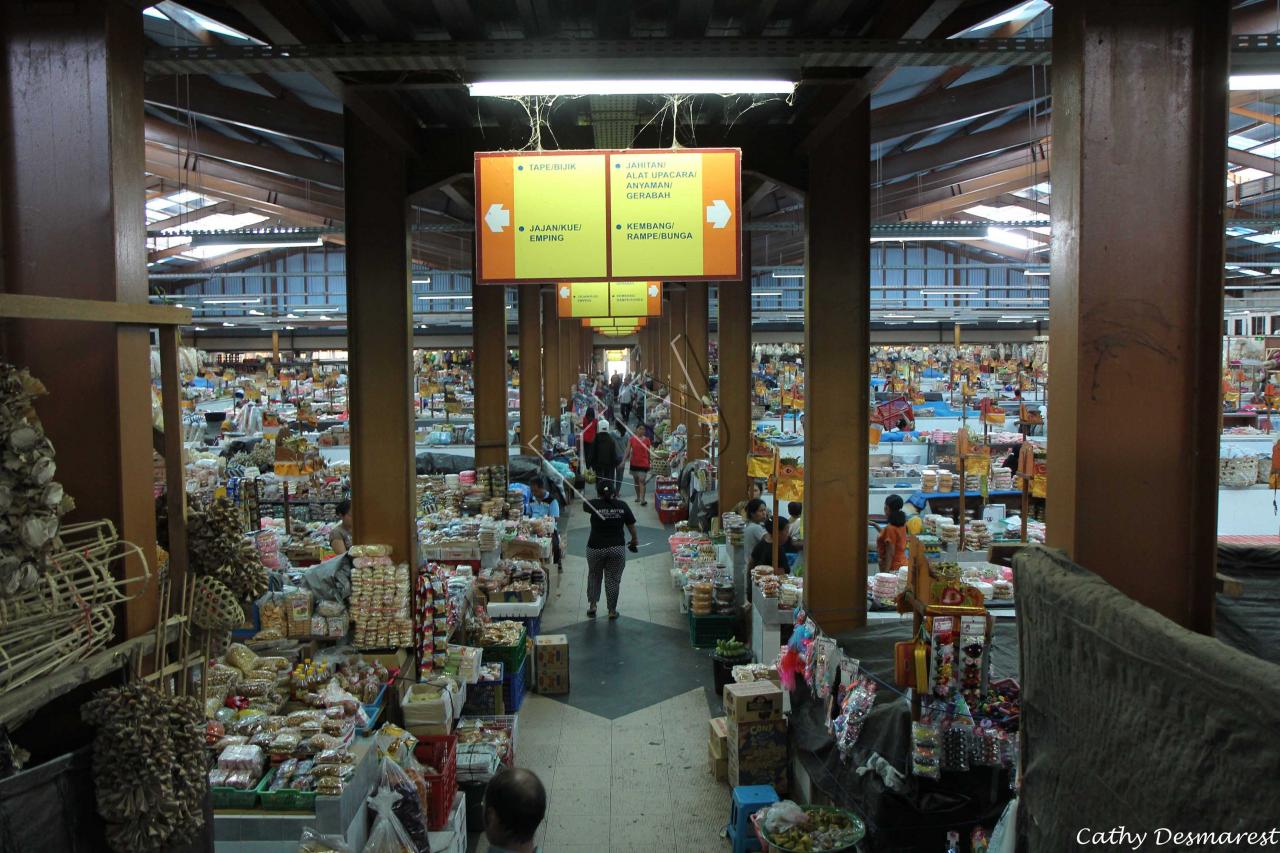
[583,479,639,619]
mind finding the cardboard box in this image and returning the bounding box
[535,668,570,695]
[708,716,729,759]
[427,791,467,853]
[723,680,783,724]
[727,717,788,776]
[363,648,410,674]
[534,634,569,669]
[501,588,538,603]
[708,742,728,782]
[728,749,787,792]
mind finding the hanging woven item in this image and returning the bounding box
[191,575,246,631]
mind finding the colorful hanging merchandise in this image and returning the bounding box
[0,364,75,596]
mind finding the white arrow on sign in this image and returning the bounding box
[484,203,510,233]
[706,199,732,229]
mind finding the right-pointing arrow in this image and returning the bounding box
[706,199,732,229]
[484,203,510,233]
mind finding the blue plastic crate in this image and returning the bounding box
[511,615,541,639]
[502,658,528,713]
[356,684,388,735]
[463,663,505,715]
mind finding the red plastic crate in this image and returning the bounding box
[414,734,458,831]
[658,506,688,525]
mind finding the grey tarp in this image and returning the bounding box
[293,552,351,603]
[1215,543,1280,666]
[1015,546,1280,849]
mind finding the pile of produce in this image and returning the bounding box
[758,801,865,852]
[714,637,751,661]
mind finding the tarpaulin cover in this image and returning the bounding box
[1214,543,1280,666]
[1014,546,1280,849]
[790,621,1019,851]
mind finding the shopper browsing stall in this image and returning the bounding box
[626,425,653,506]
[590,419,624,494]
[329,499,352,555]
[583,479,639,619]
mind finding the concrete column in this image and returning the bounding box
[1048,0,1226,631]
[658,300,671,394]
[718,233,752,507]
[803,99,871,633]
[0,1,156,635]
[685,284,710,460]
[541,286,561,434]
[473,284,508,468]
[344,110,415,564]
[518,286,542,455]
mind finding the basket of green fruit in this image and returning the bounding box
[751,803,866,853]
[711,638,753,695]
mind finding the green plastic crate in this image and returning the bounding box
[688,610,736,649]
[211,778,262,810]
[255,767,317,813]
[481,626,528,672]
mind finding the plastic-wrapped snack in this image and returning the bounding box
[218,743,266,772]
[269,730,302,755]
[322,717,349,737]
[373,724,417,766]
[207,768,231,787]
[320,681,360,717]
[259,716,286,732]
[225,642,260,675]
[316,599,346,617]
[911,720,942,780]
[286,709,324,728]
[315,748,353,765]
[349,543,392,558]
[312,763,354,779]
[289,760,316,790]
[206,663,243,688]
[327,616,348,639]
[213,734,249,750]
[307,733,340,752]
[270,759,300,791]
[249,731,275,749]
[237,679,273,697]
[314,777,346,797]
[257,656,291,672]
[311,614,328,637]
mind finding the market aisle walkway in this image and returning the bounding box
[471,492,731,852]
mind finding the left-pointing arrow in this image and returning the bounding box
[706,199,732,229]
[485,203,511,233]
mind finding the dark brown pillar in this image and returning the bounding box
[345,110,415,564]
[0,1,156,636]
[561,318,578,401]
[473,284,508,468]
[518,286,542,455]
[804,99,871,633]
[541,286,561,434]
[719,233,752,507]
[658,300,671,393]
[686,284,710,460]
[1048,0,1226,632]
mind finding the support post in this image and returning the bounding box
[719,232,752,508]
[562,317,579,402]
[518,286,542,455]
[659,300,671,394]
[803,99,871,633]
[345,109,415,563]
[541,286,561,435]
[0,1,157,637]
[473,283,508,468]
[686,283,710,460]
[668,287,688,439]
[1048,0,1226,632]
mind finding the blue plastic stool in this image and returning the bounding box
[726,785,779,853]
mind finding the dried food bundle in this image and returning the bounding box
[0,363,74,596]
[82,682,207,853]
[187,497,267,605]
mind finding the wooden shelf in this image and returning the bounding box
[0,294,191,326]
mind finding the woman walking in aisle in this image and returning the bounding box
[626,425,653,506]
[583,479,639,619]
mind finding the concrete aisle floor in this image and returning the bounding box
[470,489,732,852]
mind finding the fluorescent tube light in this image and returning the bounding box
[222,321,235,327]
[205,298,262,305]
[920,290,977,296]
[248,309,264,315]
[286,313,298,319]
[189,234,322,250]
[191,325,207,331]
[884,313,915,318]
[468,79,796,97]
[753,291,783,297]
[412,278,432,284]
[416,295,473,300]
[1231,74,1280,90]
[318,315,333,321]
[771,272,804,279]
[1022,270,1050,276]
[292,307,338,313]
[285,325,295,330]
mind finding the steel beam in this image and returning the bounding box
[803,98,870,633]
[1048,0,1225,633]
[2,1,158,639]
[144,116,343,188]
[685,284,710,460]
[518,286,542,455]
[540,286,561,435]
[474,283,509,468]
[344,109,415,564]
[718,234,752,507]
[144,75,343,147]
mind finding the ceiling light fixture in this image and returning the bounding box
[1022,270,1051,276]
[468,79,796,97]
[416,295,473,300]
[771,272,804,279]
[189,231,323,251]
[248,309,264,315]
[412,278,433,284]
[920,290,977,296]
[753,291,783,297]
[318,315,333,321]
[1230,74,1280,90]
[191,325,207,331]
[221,321,234,327]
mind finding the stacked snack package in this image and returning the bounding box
[349,544,412,648]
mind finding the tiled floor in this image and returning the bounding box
[471,492,733,852]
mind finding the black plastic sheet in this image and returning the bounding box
[1215,543,1280,665]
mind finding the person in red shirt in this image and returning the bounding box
[626,425,653,506]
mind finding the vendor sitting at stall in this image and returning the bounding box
[878,510,909,573]
[330,499,352,555]
[528,476,563,574]
[742,498,770,556]
[750,516,791,572]
[903,493,927,535]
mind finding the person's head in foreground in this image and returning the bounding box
[597,479,617,500]
[884,494,903,517]
[484,767,546,853]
